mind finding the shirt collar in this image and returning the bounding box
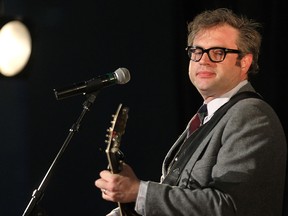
[203,80,248,123]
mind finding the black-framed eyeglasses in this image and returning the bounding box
[186,46,241,63]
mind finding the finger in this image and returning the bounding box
[101,188,108,195]
[101,188,108,199]
[100,170,112,178]
[95,178,107,190]
[101,189,115,201]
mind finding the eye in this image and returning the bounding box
[193,49,203,55]
[212,49,225,56]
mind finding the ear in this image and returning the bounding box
[240,53,253,72]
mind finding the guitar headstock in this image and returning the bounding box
[105,103,129,174]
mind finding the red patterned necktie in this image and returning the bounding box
[187,104,207,137]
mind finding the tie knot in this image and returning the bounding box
[187,104,208,137]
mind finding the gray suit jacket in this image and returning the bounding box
[145,83,287,216]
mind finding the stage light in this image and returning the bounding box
[0,18,32,77]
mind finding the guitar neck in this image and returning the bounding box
[106,148,124,174]
[105,104,140,216]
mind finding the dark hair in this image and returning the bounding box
[187,8,262,76]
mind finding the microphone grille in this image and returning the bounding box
[114,68,131,84]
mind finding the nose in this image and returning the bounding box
[199,52,211,63]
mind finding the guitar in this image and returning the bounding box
[105,104,140,216]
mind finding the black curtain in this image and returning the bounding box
[0,0,287,215]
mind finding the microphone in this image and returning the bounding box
[53,67,130,100]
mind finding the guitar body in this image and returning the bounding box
[105,104,140,216]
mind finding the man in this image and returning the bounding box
[95,8,287,216]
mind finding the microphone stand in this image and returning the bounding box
[22,92,99,216]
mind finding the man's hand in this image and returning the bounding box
[95,163,140,203]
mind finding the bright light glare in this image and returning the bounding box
[0,20,32,77]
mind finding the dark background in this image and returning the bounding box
[1,0,287,215]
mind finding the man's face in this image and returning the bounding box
[188,24,251,101]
